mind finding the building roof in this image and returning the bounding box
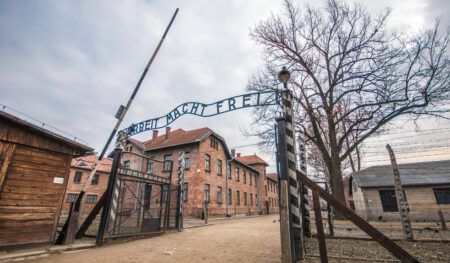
[0,110,93,153]
[231,158,260,174]
[266,173,278,182]
[143,128,208,150]
[71,155,112,173]
[352,160,450,188]
[235,154,269,166]
[128,127,232,160]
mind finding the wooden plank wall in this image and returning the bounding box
[0,142,71,249]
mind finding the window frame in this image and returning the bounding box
[379,189,399,212]
[433,188,450,204]
[217,186,223,204]
[73,171,83,184]
[205,154,211,172]
[184,152,190,170]
[204,184,210,203]
[217,159,223,175]
[91,173,99,185]
[163,155,172,172]
[86,194,98,204]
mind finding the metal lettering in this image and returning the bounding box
[182,103,189,113]
[242,94,251,107]
[122,91,279,137]
[228,98,236,110]
[216,101,224,114]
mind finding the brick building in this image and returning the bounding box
[123,127,279,218]
[61,155,112,220]
[61,127,280,221]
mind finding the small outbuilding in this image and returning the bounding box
[352,160,450,222]
[0,111,92,251]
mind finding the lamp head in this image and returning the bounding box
[277,66,291,84]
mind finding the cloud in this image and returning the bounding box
[1,0,449,172]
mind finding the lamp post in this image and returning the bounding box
[278,66,291,90]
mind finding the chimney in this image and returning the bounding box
[237,153,241,157]
[152,130,158,140]
[231,149,236,157]
[165,127,171,140]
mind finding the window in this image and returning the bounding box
[217,186,223,204]
[163,155,172,172]
[147,159,154,174]
[124,160,131,169]
[235,168,240,181]
[91,173,99,185]
[73,171,83,184]
[86,194,97,203]
[204,184,210,203]
[255,175,258,187]
[243,171,247,184]
[236,190,240,205]
[144,184,152,210]
[244,192,247,206]
[379,190,398,212]
[161,185,169,202]
[205,154,211,172]
[227,165,231,179]
[217,159,223,175]
[126,145,133,152]
[227,188,232,205]
[433,188,450,204]
[210,137,219,150]
[183,183,188,202]
[184,152,190,170]
[255,193,259,206]
[265,185,268,196]
[349,201,355,210]
[249,174,253,185]
[250,193,253,206]
[67,193,79,203]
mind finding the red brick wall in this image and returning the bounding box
[61,167,109,216]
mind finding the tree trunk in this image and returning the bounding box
[327,155,346,219]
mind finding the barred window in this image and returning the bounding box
[235,168,240,181]
[243,170,247,184]
[67,193,79,203]
[243,192,247,206]
[236,190,240,205]
[227,188,232,205]
[250,193,253,206]
[86,194,97,203]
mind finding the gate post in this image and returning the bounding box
[96,144,123,245]
[176,152,185,231]
[276,89,305,262]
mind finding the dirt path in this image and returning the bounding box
[20,215,450,263]
[23,216,281,263]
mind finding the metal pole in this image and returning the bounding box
[73,8,179,217]
[386,144,414,241]
[96,147,122,245]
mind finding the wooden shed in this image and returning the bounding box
[0,111,93,250]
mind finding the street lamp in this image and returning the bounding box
[278,66,291,90]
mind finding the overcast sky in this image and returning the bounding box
[1,0,449,172]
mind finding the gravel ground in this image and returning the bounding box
[18,215,450,263]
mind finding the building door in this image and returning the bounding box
[266,201,270,214]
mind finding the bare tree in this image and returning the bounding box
[248,0,450,207]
